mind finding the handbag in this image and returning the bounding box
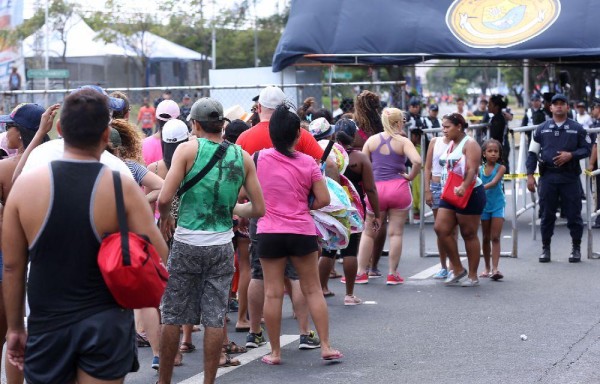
[440,142,475,209]
[98,171,169,309]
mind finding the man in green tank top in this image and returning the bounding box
[157,97,264,384]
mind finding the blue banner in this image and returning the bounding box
[272,0,600,71]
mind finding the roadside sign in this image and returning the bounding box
[27,69,70,79]
[333,72,352,80]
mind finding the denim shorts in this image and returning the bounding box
[161,240,234,328]
[481,206,505,220]
[430,182,442,210]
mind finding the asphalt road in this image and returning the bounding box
[119,199,600,384]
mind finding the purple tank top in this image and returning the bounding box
[370,133,407,181]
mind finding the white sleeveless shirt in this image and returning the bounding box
[439,135,482,187]
[432,137,451,178]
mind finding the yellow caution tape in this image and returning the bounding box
[503,173,538,180]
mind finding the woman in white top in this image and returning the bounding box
[424,133,453,279]
[434,113,486,287]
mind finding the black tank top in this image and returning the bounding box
[27,160,117,335]
[343,148,365,207]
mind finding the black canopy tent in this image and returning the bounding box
[272,0,600,71]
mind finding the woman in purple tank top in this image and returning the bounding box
[354,108,422,287]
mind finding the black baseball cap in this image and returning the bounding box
[429,104,439,111]
[551,94,568,104]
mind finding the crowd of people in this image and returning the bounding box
[0,83,597,384]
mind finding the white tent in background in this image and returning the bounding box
[22,14,129,58]
[21,14,209,90]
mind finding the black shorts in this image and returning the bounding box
[249,219,298,280]
[439,185,486,216]
[322,233,361,258]
[257,233,319,259]
[25,307,138,384]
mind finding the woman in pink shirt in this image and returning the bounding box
[255,105,343,365]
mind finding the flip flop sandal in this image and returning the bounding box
[261,354,281,365]
[219,354,241,367]
[222,341,247,354]
[329,271,342,279]
[479,272,491,278]
[323,291,335,298]
[179,342,196,353]
[235,326,250,332]
[322,350,344,361]
[490,272,504,281]
[174,352,183,367]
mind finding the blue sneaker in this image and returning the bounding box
[151,356,159,370]
[245,330,267,348]
[433,268,448,279]
[298,330,321,350]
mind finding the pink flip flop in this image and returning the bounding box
[261,355,281,365]
[322,351,344,361]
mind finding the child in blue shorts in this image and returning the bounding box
[480,139,506,280]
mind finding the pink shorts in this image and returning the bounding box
[365,178,412,213]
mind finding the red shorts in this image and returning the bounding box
[365,178,412,213]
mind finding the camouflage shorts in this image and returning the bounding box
[160,240,234,328]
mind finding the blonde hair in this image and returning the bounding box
[381,107,404,140]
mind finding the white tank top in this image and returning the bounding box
[432,137,451,177]
[439,135,482,187]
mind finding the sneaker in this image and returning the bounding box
[229,298,239,312]
[444,269,467,286]
[299,330,321,349]
[433,268,449,279]
[340,276,346,284]
[386,272,404,285]
[344,295,362,306]
[569,247,581,263]
[136,332,151,348]
[245,331,267,348]
[355,272,369,284]
[151,356,159,370]
[460,278,480,287]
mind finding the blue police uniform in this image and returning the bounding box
[526,117,591,259]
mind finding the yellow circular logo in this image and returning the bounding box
[446,0,561,48]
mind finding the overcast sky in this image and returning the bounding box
[24,0,289,20]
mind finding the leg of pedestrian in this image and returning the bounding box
[260,257,287,363]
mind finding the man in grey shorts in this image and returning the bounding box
[157,97,264,384]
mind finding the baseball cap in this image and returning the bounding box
[335,118,357,137]
[156,100,181,121]
[162,119,189,143]
[183,94,191,99]
[187,97,226,122]
[592,98,600,107]
[0,103,45,131]
[429,104,439,111]
[530,94,542,101]
[309,117,335,140]
[258,86,286,109]
[75,85,125,112]
[109,128,122,147]
[576,101,586,108]
[551,94,568,104]
[252,95,259,102]
[409,97,420,106]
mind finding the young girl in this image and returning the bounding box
[479,139,506,280]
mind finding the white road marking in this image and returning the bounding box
[503,235,512,239]
[363,301,378,305]
[409,257,467,280]
[178,334,298,383]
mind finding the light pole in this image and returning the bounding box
[44,0,49,106]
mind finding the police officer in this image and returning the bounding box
[526,94,591,262]
[424,104,442,138]
[521,94,546,144]
[589,98,600,228]
[406,97,425,135]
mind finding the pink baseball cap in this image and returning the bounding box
[156,100,180,121]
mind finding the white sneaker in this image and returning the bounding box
[344,295,362,306]
[444,270,467,286]
[460,278,480,287]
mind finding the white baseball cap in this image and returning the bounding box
[162,119,189,143]
[258,86,286,110]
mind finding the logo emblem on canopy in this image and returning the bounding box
[446,0,561,48]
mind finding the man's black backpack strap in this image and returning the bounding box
[177,140,231,197]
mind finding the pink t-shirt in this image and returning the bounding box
[256,148,323,235]
[142,136,162,165]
